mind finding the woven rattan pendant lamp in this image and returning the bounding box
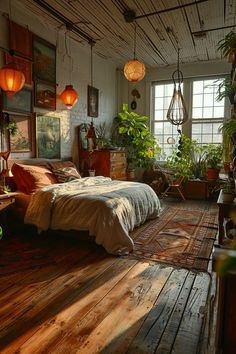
[124,23,145,82]
[166,48,188,128]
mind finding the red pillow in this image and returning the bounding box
[12,163,57,194]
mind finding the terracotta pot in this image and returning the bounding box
[222,192,235,203]
[223,162,231,174]
[127,169,135,181]
[206,168,220,180]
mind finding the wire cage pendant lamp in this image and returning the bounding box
[60,29,78,109]
[166,48,188,128]
[124,23,146,82]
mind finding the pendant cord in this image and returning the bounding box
[91,42,93,87]
[133,23,137,59]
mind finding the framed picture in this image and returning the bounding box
[36,115,60,159]
[33,36,56,83]
[34,81,56,110]
[9,113,34,153]
[87,85,99,117]
[2,87,32,113]
[5,53,32,86]
[0,112,10,152]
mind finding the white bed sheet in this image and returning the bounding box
[24,176,161,255]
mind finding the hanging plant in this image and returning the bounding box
[217,31,236,62]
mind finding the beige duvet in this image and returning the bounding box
[24,176,161,255]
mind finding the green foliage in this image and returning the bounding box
[221,180,234,193]
[217,31,236,57]
[205,143,223,169]
[219,119,236,162]
[167,134,207,180]
[215,76,236,102]
[113,103,161,169]
[2,185,11,193]
[4,119,18,137]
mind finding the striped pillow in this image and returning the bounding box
[53,167,81,183]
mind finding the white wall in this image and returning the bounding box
[0,0,117,162]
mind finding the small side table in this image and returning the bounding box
[217,189,236,245]
[0,193,16,235]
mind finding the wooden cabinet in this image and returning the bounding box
[79,150,127,180]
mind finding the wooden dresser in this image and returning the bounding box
[79,150,127,180]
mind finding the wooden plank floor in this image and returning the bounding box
[0,228,215,354]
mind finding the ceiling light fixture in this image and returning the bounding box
[60,28,78,109]
[124,23,145,82]
[167,48,188,128]
[0,50,25,96]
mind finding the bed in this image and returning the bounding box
[10,160,161,255]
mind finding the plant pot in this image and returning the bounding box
[88,169,96,177]
[206,168,220,180]
[223,162,231,174]
[127,169,135,181]
[222,192,235,203]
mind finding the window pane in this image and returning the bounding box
[202,123,212,134]
[155,97,164,109]
[193,81,203,94]
[154,110,164,120]
[213,106,224,117]
[204,94,214,106]
[192,108,203,118]
[202,134,213,143]
[192,124,201,134]
[193,94,203,107]
[203,107,213,118]
[165,84,174,96]
[155,85,163,96]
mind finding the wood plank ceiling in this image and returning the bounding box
[19,0,236,68]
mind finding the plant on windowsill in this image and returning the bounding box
[205,143,223,180]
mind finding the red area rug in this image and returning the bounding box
[129,206,218,271]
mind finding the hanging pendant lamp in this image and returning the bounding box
[166,48,188,127]
[124,24,145,82]
[0,50,25,96]
[60,29,78,109]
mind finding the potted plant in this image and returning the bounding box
[113,104,161,178]
[221,180,235,203]
[205,143,223,180]
[215,76,236,104]
[95,122,107,150]
[217,31,236,63]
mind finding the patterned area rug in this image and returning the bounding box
[128,205,218,271]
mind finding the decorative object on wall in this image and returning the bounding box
[33,35,56,110]
[166,48,188,127]
[9,20,33,60]
[9,113,34,153]
[36,115,60,158]
[124,23,145,82]
[130,88,141,110]
[35,81,56,110]
[88,85,99,117]
[2,86,32,113]
[0,50,25,96]
[33,36,56,83]
[60,28,78,109]
[87,41,98,117]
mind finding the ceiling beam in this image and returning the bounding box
[124,0,209,22]
[32,0,95,44]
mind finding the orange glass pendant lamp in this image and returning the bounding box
[124,59,145,82]
[60,84,78,109]
[124,24,146,82]
[0,52,25,96]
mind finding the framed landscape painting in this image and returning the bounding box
[9,113,33,153]
[36,115,60,158]
[33,36,56,83]
[34,81,56,110]
[2,87,32,113]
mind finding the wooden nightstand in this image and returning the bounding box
[0,193,16,235]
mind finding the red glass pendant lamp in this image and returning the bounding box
[60,84,78,109]
[0,50,25,96]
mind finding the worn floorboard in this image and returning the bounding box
[0,200,217,354]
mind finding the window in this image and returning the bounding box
[192,78,224,144]
[152,77,225,158]
[153,83,181,158]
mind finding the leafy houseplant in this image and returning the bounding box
[215,76,236,104]
[205,143,223,179]
[221,180,235,203]
[113,104,161,171]
[217,31,236,62]
[219,119,236,163]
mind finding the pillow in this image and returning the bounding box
[53,167,81,183]
[12,163,57,194]
[48,160,76,170]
